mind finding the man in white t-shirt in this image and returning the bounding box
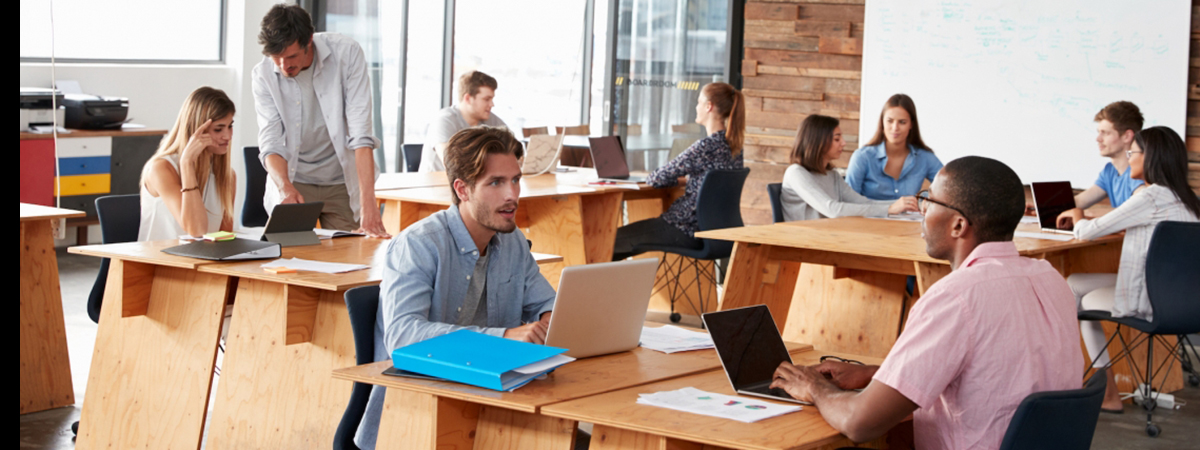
[418,71,510,172]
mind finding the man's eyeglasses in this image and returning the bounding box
[917,189,971,224]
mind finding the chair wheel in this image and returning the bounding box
[71,421,78,435]
[1188,373,1200,387]
[1146,423,1160,437]
[669,312,682,323]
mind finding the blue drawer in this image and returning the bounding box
[57,156,111,176]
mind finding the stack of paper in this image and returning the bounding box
[637,387,802,423]
[884,211,924,222]
[1013,231,1075,241]
[639,325,714,353]
[261,258,369,274]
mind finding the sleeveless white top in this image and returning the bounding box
[138,154,223,241]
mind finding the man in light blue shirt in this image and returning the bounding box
[1056,101,1145,226]
[355,126,555,449]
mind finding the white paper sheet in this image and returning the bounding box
[639,325,714,353]
[636,387,801,423]
[261,257,369,274]
[1014,231,1075,242]
[512,354,576,375]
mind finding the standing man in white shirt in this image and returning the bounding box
[252,4,389,237]
[418,71,511,172]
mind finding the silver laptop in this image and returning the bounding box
[702,305,810,405]
[1031,181,1076,235]
[588,136,646,183]
[544,258,659,358]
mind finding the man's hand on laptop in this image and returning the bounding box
[504,321,548,345]
[814,360,877,391]
[1056,208,1085,229]
[768,362,829,403]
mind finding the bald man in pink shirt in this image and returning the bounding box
[771,156,1083,449]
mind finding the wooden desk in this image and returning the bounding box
[332,328,813,450]
[699,218,1124,358]
[542,349,884,450]
[374,171,450,191]
[68,240,232,449]
[20,203,85,414]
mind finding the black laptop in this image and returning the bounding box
[1031,181,1076,234]
[588,136,646,183]
[702,305,809,405]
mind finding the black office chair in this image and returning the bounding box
[335,285,381,450]
[400,143,423,173]
[998,367,1108,450]
[242,146,269,227]
[87,194,142,323]
[632,168,749,323]
[767,183,785,223]
[1078,221,1200,437]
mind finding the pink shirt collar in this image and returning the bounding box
[960,241,1020,269]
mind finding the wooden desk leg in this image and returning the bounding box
[783,265,907,358]
[76,260,227,450]
[380,198,402,235]
[590,425,721,450]
[20,220,75,414]
[719,243,799,331]
[525,196,588,288]
[581,192,623,264]
[475,407,577,450]
[375,390,480,450]
[206,280,355,449]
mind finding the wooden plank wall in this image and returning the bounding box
[739,0,1200,225]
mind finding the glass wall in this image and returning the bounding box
[607,0,728,142]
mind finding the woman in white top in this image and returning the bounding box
[1060,126,1200,412]
[139,87,237,241]
[780,114,918,222]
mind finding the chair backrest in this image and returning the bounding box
[767,183,785,223]
[1143,220,1200,335]
[668,138,694,161]
[557,124,590,136]
[401,143,423,173]
[694,168,750,259]
[999,367,1107,450]
[89,194,141,323]
[334,285,382,450]
[242,146,269,227]
[522,127,548,138]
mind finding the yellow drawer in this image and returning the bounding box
[55,174,111,196]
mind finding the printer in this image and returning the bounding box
[20,87,65,132]
[63,94,129,129]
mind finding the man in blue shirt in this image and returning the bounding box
[1057,101,1145,226]
[354,126,556,450]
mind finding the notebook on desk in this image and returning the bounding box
[702,305,810,405]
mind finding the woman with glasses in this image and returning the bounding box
[779,114,919,222]
[1058,126,1200,412]
[845,94,943,200]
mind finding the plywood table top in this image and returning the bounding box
[20,203,85,222]
[541,349,884,450]
[698,217,1122,265]
[67,240,225,269]
[376,179,599,205]
[333,327,813,414]
[374,171,451,191]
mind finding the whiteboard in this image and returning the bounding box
[860,0,1191,188]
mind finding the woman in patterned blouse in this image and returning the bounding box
[611,82,745,260]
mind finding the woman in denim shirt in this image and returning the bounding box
[846,94,943,200]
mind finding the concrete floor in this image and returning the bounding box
[19,249,1200,449]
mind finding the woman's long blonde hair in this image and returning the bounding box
[141,87,237,224]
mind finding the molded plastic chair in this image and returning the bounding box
[242,146,269,227]
[632,168,749,323]
[1078,221,1200,437]
[400,143,423,173]
[87,194,142,323]
[767,183,785,223]
[334,285,381,450]
[998,367,1108,450]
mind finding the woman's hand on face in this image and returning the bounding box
[182,119,214,164]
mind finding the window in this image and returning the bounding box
[19,0,225,63]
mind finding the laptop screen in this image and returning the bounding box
[703,305,793,391]
[588,136,630,179]
[1031,181,1076,231]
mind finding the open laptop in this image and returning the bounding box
[260,202,324,247]
[544,257,659,358]
[522,134,565,175]
[1031,181,1076,234]
[702,305,810,405]
[588,136,646,183]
